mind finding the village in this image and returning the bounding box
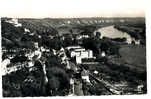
[1,18,146,96]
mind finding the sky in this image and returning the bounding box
[0,0,148,18]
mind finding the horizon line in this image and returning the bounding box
[2,16,145,19]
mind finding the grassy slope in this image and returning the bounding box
[119,45,146,70]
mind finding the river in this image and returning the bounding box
[95,25,137,44]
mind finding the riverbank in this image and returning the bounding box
[114,25,146,45]
[95,25,136,44]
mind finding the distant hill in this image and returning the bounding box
[1,19,25,49]
[19,17,145,28]
[1,17,145,49]
[19,17,145,36]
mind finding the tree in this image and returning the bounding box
[45,55,63,69]
[41,36,62,50]
[47,76,60,91]
[82,38,101,55]
[63,37,74,47]
[95,32,101,39]
[46,67,70,95]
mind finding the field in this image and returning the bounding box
[119,45,146,68]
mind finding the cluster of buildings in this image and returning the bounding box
[75,34,89,40]
[1,58,28,76]
[5,18,31,35]
[1,42,43,75]
[66,46,94,64]
[6,18,22,27]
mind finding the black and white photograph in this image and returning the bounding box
[0,0,149,98]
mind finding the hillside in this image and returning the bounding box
[18,17,145,36]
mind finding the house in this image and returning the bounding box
[70,49,93,59]
[66,46,81,51]
[76,56,82,64]
[101,51,106,57]
[24,28,30,33]
[69,48,93,59]
[135,40,140,45]
[40,46,46,52]
[1,58,10,75]
[76,34,89,40]
[66,46,93,64]
[62,33,74,40]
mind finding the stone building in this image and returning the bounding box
[66,46,93,64]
